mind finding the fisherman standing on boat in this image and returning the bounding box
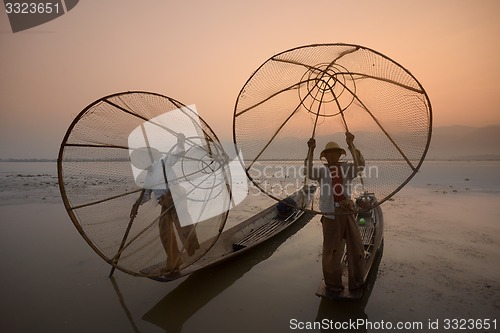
[131,133,200,273]
[305,132,365,293]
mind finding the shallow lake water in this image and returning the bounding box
[0,161,499,332]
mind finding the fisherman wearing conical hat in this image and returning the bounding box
[305,132,365,293]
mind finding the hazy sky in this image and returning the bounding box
[1,0,499,158]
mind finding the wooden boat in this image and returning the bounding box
[141,184,317,281]
[316,193,384,300]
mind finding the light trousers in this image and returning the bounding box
[159,193,200,272]
[321,210,365,289]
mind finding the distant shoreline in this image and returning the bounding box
[0,158,57,162]
[1,157,500,162]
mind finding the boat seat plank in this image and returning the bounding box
[341,222,376,264]
[232,210,298,251]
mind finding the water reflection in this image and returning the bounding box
[140,213,316,332]
[110,277,142,333]
[315,243,384,333]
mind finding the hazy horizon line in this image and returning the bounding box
[2,156,500,163]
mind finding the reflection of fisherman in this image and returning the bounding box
[305,132,365,292]
[131,134,200,272]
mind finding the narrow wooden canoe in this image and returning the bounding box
[141,185,317,281]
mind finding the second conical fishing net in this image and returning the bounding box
[58,91,231,277]
[233,43,432,214]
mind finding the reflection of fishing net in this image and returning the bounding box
[233,44,432,214]
[58,91,230,277]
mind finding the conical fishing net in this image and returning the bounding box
[233,43,432,214]
[58,91,231,277]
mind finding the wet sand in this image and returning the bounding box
[0,161,499,332]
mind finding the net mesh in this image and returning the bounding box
[234,44,432,214]
[58,91,229,276]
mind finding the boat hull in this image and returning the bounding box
[141,185,316,281]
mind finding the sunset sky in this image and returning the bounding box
[1,0,499,159]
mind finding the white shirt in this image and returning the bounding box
[141,141,185,204]
[308,162,356,219]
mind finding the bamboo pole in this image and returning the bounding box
[109,190,145,277]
